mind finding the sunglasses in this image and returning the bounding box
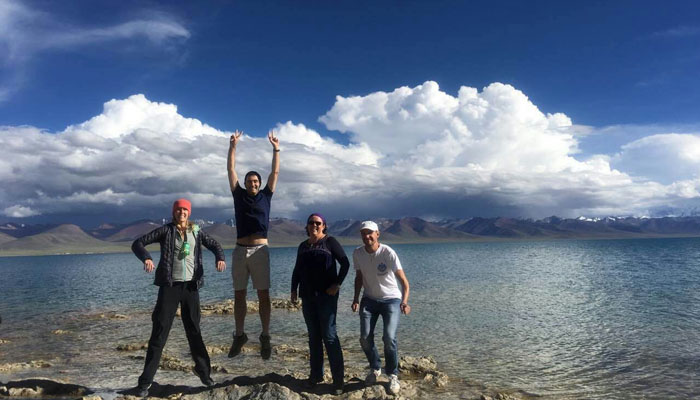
[307,221,323,226]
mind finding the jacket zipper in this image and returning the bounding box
[170,224,176,286]
[183,230,187,282]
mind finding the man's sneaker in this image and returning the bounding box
[134,383,150,397]
[228,332,248,357]
[365,368,381,384]
[259,333,272,360]
[388,374,400,395]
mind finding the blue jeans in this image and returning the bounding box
[359,297,401,375]
[301,292,344,385]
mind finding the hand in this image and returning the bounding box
[268,130,279,150]
[144,259,155,273]
[325,284,340,296]
[351,300,359,312]
[216,261,226,272]
[400,303,411,315]
[291,291,298,304]
[230,130,243,148]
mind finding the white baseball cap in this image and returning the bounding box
[360,220,379,232]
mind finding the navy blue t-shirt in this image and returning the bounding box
[232,183,273,239]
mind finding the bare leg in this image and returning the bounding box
[257,289,270,335]
[234,289,247,335]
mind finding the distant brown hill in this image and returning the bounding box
[0,231,16,245]
[89,222,118,237]
[0,222,59,238]
[452,217,551,237]
[105,221,161,242]
[202,224,237,248]
[4,216,700,257]
[441,215,700,238]
[334,220,365,237]
[0,224,126,256]
[268,219,306,246]
[331,218,475,243]
[380,217,476,241]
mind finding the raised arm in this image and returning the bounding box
[267,130,280,192]
[227,130,243,192]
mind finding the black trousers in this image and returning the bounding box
[138,282,211,386]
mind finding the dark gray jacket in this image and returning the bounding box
[131,223,225,289]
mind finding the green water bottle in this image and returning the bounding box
[181,241,190,258]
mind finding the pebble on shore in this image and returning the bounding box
[177,298,301,317]
[0,361,52,373]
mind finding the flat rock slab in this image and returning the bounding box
[0,378,92,397]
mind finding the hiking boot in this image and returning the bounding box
[134,383,150,397]
[303,376,323,390]
[259,333,272,360]
[332,382,344,395]
[228,332,248,357]
[365,368,381,384]
[388,374,400,394]
[194,370,215,387]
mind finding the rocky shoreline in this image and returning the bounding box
[0,299,528,400]
[1,361,522,400]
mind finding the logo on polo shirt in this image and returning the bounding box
[377,262,387,275]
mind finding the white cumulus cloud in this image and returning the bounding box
[321,82,583,173]
[0,95,385,220]
[3,205,40,218]
[315,81,695,218]
[612,133,700,184]
[3,82,700,222]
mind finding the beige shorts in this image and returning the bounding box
[232,244,270,291]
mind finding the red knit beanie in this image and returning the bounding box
[172,198,192,214]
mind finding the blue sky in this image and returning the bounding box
[2,0,700,224]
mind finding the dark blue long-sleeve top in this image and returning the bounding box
[291,235,350,298]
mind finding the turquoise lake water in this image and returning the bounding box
[1,237,700,399]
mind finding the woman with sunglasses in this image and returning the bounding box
[291,213,350,395]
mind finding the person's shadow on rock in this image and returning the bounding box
[117,374,366,398]
[218,373,365,396]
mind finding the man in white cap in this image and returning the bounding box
[351,220,411,395]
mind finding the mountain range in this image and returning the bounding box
[2,215,700,256]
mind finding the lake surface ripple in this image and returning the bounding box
[1,237,699,399]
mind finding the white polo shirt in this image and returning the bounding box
[353,243,403,301]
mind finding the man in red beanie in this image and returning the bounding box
[131,198,226,396]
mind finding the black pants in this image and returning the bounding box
[138,282,211,386]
